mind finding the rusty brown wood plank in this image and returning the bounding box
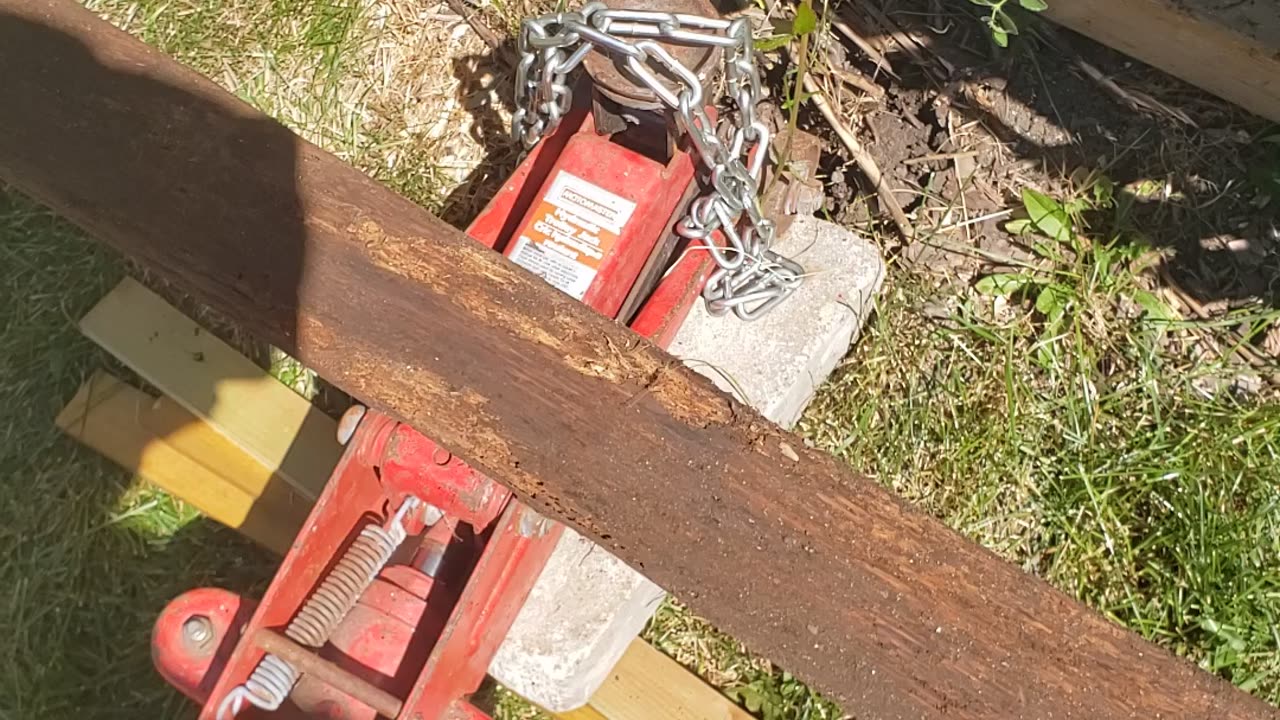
[0,2,1273,718]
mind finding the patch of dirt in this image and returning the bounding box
[805,0,1276,311]
[359,0,520,223]
[435,0,1277,331]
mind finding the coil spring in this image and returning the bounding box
[216,497,419,719]
[286,522,405,646]
[217,654,297,716]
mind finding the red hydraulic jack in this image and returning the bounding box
[150,23,742,720]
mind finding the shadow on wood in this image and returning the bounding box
[2,2,1276,718]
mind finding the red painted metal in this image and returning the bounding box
[500,110,697,319]
[399,503,563,720]
[154,87,721,720]
[376,425,507,534]
[466,80,591,254]
[153,588,258,705]
[629,240,718,346]
[158,406,534,720]
[467,88,700,322]
[254,629,405,719]
[190,410,463,720]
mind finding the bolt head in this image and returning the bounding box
[182,615,214,649]
[337,404,367,445]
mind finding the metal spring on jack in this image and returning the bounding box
[217,496,421,719]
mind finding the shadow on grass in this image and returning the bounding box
[0,196,277,718]
[438,42,523,228]
[0,7,308,715]
[828,0,1278,307]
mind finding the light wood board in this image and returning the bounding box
[56,370,746,720]
[56,371,310,554]
[12,3,1271,715]
[79,277,343,500]
[1046,0,1280,123]
[557,639,753,720]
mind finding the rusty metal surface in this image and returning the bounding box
[7,3,1278,718]
[253,629,404,719]
[583,0,722,109]
[760,127,825,239]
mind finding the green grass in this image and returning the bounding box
[3,1,1279,718]
[0,195,276,718]
[2,1,371,716]
[99,0,374,157]
[804,184,1280,701]
[807,283,1280,698]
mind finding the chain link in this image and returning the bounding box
[513,3,804,320]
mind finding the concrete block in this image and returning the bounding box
[671,214,885,429]
[489,215,883,711]
[490,529,664,712]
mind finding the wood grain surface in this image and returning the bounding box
[3,2,1274,717]
[1047,0,1280,123]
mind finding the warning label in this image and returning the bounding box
[508,171,636,300]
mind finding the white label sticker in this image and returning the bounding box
[508,171,637,300]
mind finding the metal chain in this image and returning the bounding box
[513,4,804,320]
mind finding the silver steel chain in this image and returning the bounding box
[513,3,804,320]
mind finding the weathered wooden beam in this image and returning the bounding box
[55,363,743,720]
[1046,0,1280,124]
[0,2,1272,718]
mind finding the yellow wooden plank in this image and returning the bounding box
[557,704,609,720]
[58,372,745,720]
[55,371,309,555]
[559,639,753,720]
[79,277,342,500]
[1046,0,1280,124]
[71,281,746,720]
